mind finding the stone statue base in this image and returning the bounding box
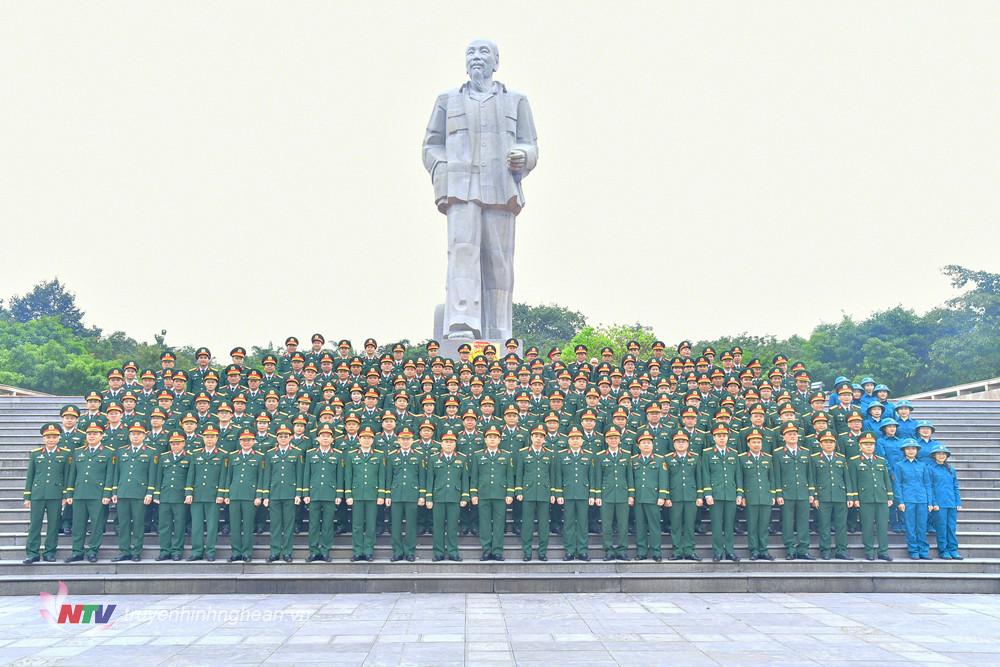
[434,304,521,360]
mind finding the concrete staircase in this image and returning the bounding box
[0,396,997,594]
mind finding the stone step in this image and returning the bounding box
[3,541,998,562]
[3,568,998,595]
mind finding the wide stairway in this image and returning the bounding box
[0,396,997,594]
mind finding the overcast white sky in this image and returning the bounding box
[3,2,999,354]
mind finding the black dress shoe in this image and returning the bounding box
[577,554,589,562]
[525,555,534,562]
[759,554,774,561]
[155,554,171,561]
[267,555,279,563]
[866,555,876,561]
[687,553,702,562]
[391,555,402,562]
[22,556,39,564]
[603,555,614,561]
[406,555,415,562]
[448,555,462,562]
[670,554,684,561]
[187,555,203,562]
[834,554,853,560]
[495,555,505,561]
[351,555,362,562]
[727,553,740,563]
[563,555,575,561]
[433,555,444,562]
[133,555,142,562]
[229,555,240,562]
[749,554,759,561]
[537,555,547,561]
[481,554,491,561]
[112,554,131,562]
[170,554,181,561]
[244,556,253,563]
[65,554,84,563]
[88,554,98,563]
[634,555,646,561]
[652,555,662,562]
[821,553,831,560]
[712,555,721,562]
[220,525,230,535]
[283,556,292,563]
[878,554,893,562]
[43,554,56,562]
[785,554,795,561]
[798,553,815,561]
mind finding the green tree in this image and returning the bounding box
[7,279,96,336]
[513,302,587,354]
[564,323,657,364]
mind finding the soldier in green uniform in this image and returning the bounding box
[471,427,514,560]
[554,427,595,561]
[65,423,114,563]
[153,431,191,561]
[345,427,385,561]
[631,431,667,561]
[665,431,702,561]
[110,421,156,562]
[702,424,741,562]
[303,425,343,562]
[774,422,815,559]
[425,431,469,561]
[224,429,264,562]
[386,428,425,562]
[737,428,775,561]
[263,424,303,562]
[57,405,84,535]
[594,427,632,561]
[516,426,555,561]
[186,424,227,561]
[23,424,70,564]
[849,434,894,561]
[812,429,853,560]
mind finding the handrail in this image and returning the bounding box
[0,385,53,397]
[899,377,1000,401]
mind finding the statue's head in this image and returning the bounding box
[465,39,499,81]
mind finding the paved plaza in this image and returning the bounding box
[0,592,999,665]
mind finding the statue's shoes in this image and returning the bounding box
[446,330,476,340]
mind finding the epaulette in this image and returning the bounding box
[738,451,748,457]
[290,445,301,451]
[596,449,607,456]
[810,451,821,457]
[31,446,42,453]
[630,454,640,459]
[59,447,70,452]
[850,455,860,460]
[519,446,529,451]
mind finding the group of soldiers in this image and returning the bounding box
[22,335,947,565]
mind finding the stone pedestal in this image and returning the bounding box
[434,304,521,360]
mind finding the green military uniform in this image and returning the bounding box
[849,453,894,559]
[111,442,156,559]
[631,450,668,560]
[737,450,775,559]
[516,443,555,559]
[812,444,852,558]
[425,448,469,560]
[224,442,264,561]
[24,435,70,562]
[303,444,343,560]
[470,445,514,559]
[665,449,702,559]
[154,444,191,559]
[67,442,114,560]
[773,444,814,558]
[593,445,632,559]
[702,445,742,559]
[186,445,227,560]
[263,442,303,560]
[345,445,385,560]
[386,445,426,560]
[554,443,594,559]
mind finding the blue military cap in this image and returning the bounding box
[929,443,951,457]
[879,418,898,430]
[915,420,935,433]
[874,384,890,393]
[895,399,914,410]
[860,377,875,386]
[899,438,921,450]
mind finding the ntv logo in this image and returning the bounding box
[39,581,117,629]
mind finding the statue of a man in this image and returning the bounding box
[422,39,538,340]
